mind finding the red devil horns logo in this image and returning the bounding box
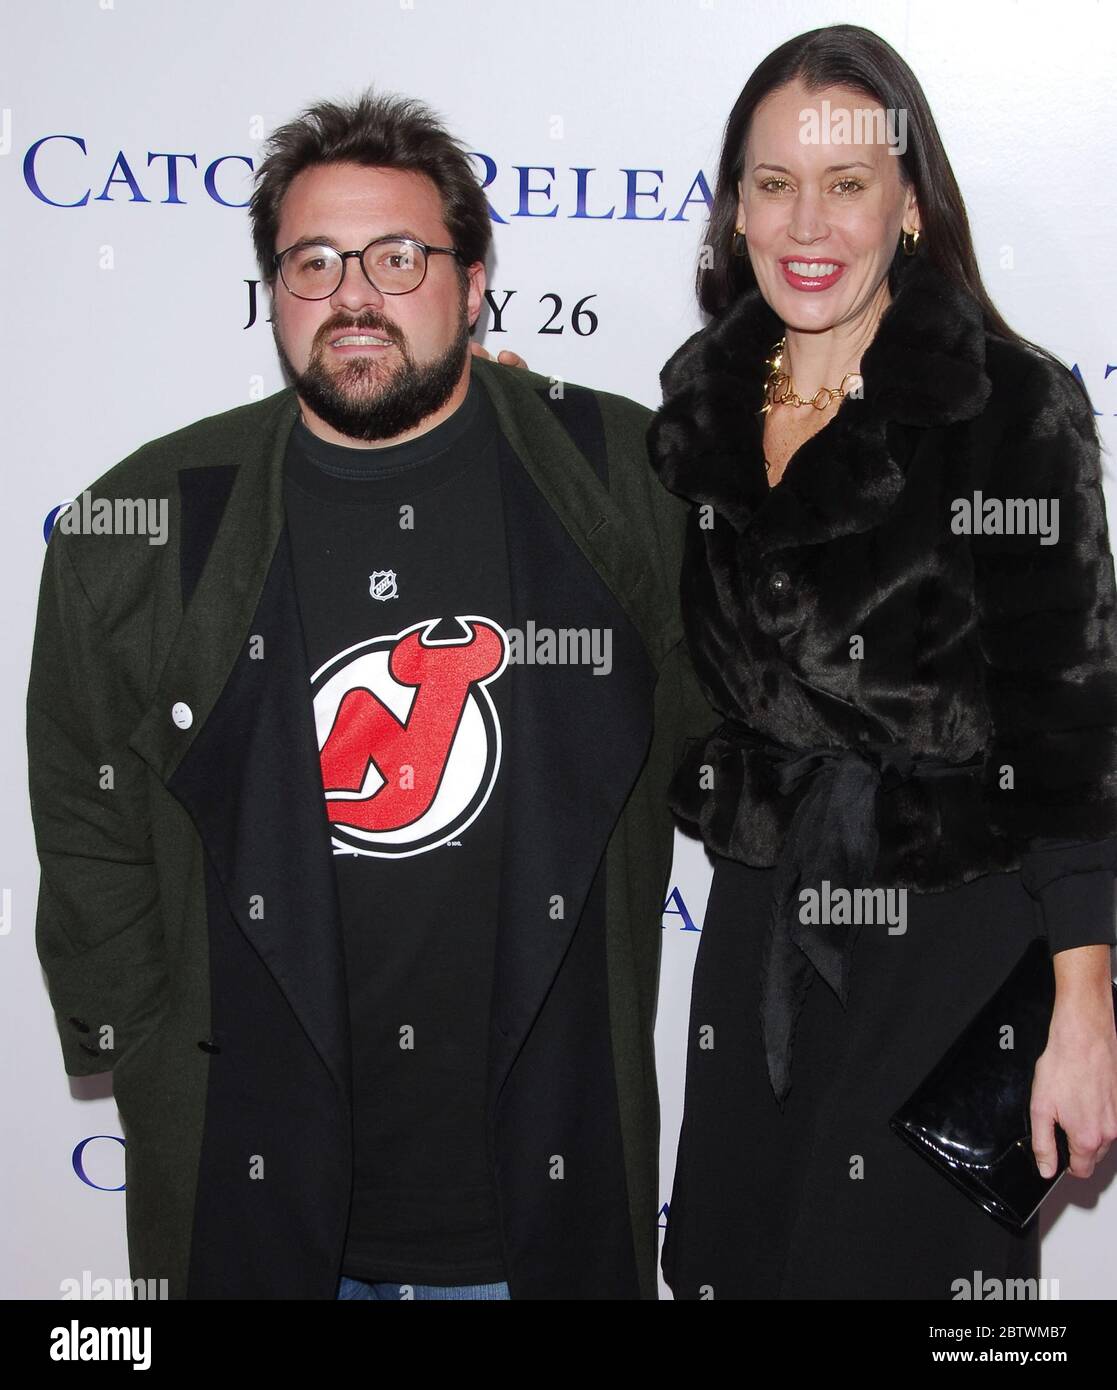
[319,619,506,833]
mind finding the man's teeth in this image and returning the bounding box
[787,262,839,277]
[333,335,391,346]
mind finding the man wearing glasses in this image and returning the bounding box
[27,90,709,1300]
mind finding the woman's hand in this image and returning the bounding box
[1030,944,1117,1178]
[470,342,530,369]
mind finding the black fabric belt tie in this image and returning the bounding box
[717,721,981,1105]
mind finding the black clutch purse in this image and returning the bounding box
[890,936,1117,1229]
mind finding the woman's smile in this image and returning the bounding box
[778,257,847,291]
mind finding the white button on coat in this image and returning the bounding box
[171,702,193,730]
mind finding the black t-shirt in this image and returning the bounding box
[283,378,511,1283]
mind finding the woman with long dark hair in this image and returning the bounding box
[649,23,1117,1298]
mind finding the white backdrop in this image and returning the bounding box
[4,0,1116,1300]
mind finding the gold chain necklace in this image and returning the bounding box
[761,337,862,414]
[760,337,862,476]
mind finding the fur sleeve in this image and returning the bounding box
[971,351,1117,948]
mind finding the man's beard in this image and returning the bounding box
[274,296,471,443]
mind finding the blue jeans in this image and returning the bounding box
[337,1275,510,1300]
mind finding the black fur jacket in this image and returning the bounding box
[648,251,1117,947]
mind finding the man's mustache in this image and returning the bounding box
[316,316,404,349]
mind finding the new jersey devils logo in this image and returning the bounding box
[311,616,509,857]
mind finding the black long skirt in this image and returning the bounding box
[663,855,1043,1299]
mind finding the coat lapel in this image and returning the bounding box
[648,253,993,555]
[127,391,355,1104]
[484,432,655,1110]
[470,360,664,1107]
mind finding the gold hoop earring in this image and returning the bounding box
[732,226,749,258]
[901,227,920,257]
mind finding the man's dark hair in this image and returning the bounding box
[249,88,491,286]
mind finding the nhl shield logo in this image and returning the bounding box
[369,570,398,601]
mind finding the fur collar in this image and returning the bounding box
[648,253,992,552]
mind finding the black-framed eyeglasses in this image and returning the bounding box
[274,236,466,300]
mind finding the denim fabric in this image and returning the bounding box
[337,1275,510,1300]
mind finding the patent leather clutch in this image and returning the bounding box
[890,937,1117,1229]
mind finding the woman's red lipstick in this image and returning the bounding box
[779,257,846,291]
